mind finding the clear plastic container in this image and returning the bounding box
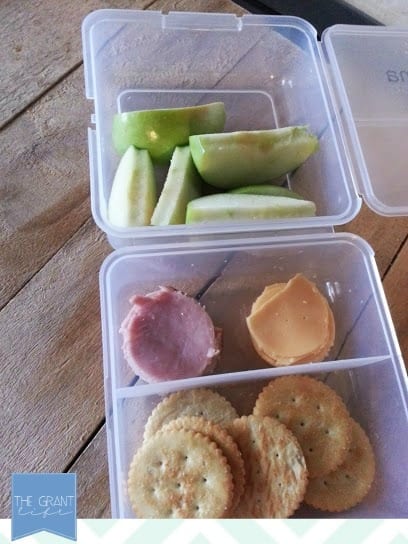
[99,233,408,518]
[81,9,408,519]
[83,11,361,248]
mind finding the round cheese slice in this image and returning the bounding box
[251,283,286,314]
[250,304,335,366]
[246,274,333,366]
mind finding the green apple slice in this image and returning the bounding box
[230,184,304,199]
[151,146,202,226]
[189,126,319,188]
[108,146,156,227]
[112,102,226,163]
[185,193,316,224]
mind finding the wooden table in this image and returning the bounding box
[1,0,407,518]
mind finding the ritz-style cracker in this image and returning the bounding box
[228,415,308,518]
[254,375,352,477]
[128,428,234,518]
[162,416,246,512]
[143,388,238,440]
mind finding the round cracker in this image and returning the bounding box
[143,388,238,440]
[305,419,375,512]
[128,428,234,518]
[227,415,308,518]
[163,416,246,512]
[253,375,352,477]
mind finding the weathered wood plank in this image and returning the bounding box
[0,67,92,309]
[383,238,408,368]
[0,219,110,516]
[339,204,408,278]
[150,0,245,13]
[0,0,154,128]
[70,425,111,518]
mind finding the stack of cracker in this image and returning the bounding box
[254,375,376,512]
[127,377,375,518]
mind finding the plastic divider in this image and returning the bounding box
[113,355,389,400]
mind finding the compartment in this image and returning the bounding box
[82,11,360,247]
[106,360,408,518]
[100,233,394,390]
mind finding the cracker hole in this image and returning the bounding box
[300,421,305,427]
[345,474,351,479]
[198,411,204,416]
[291,397,296,403]
[323,481,328,486]
[275,414,280,419]
[176,482,181,488]
[195,505,200,511]
[202,477,207,483]
[184,455,188,461]
[325,429,330,435]
[275,453,279,458]
[316,405,321,410]
[278,482,282,487]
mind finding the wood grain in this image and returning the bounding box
[0,219,110,516]
[0,0,155,129]
[0,67,92,309]
[339,204,408,278]
[70,425,111,518]
[383,238,408,368]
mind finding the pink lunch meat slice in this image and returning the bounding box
[119,286,221,383]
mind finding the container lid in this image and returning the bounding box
[322,25,408,216]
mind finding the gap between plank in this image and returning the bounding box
[381,233,408,280]
[64,417,106,473]
[0,61,83,133]
[0,214,92,314]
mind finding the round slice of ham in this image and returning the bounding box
[120,286,221,383]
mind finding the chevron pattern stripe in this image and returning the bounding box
[0,519,408,544]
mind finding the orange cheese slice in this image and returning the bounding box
[251,283,286,314]
[247,274,335,366]
[250,305,335,366]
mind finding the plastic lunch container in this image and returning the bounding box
[81,10,408,518]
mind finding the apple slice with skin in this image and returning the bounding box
[189,126,319,188]
[112,102,226,163]
[108,146,157,228]
[151,146,202,226]
[185,193,316,224]
[230,184,305,199]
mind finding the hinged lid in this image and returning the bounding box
[322,25,408,216]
